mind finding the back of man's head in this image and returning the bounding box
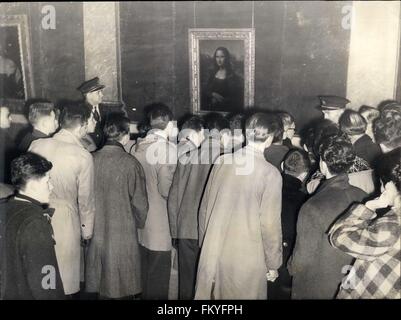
[228,113,245,135]
[339,109,367,136]
[148,103,173,130]
[104,113,130,142]
[283,149,311,177]
[245,113,280,143]
[203,112,230,132]
[60,103,90,130]
[28,102,55,126]
[319,135,355,175]
[181,115,204,132]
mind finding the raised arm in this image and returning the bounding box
[329,204,400,261]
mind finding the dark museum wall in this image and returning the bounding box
[1,1,351,132]
[120,1,351,130]
[0,2,85,102]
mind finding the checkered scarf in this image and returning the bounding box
[329,204,401,299]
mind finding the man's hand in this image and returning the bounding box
[81,238,91,247]
[307,178,322,194]
[266,270,279,282]
[365,184,396,211]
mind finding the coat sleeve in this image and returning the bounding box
[128,159,149,229]
[288,202,320,276]
[329,204,400,261]
[198,164,219,247]
[259,170,283,270]
[77,152,96,239]
[156,144,177,199]
[20,218,65,300]
[167,165,180,239]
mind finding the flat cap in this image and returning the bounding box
[319,95,350,110]
[77,77,105,95]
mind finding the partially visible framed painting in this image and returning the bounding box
[0,14,34,104]
[189,28,255,114]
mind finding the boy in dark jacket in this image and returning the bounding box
[0,152,65,300]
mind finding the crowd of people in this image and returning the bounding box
[0,77,400,300]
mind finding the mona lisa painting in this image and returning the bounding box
[0,15,34,102]
[189,29,255,114]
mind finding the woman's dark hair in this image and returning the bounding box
[377,148,401,191]
[104,113,130,142]
[377,100,401,115]
[11,152,52,190]
[373,111,401,147]
[319,135,356,175]
[213,47,233,75]
[339,109,367,136]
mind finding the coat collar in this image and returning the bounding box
[282,173,304,192]
[244,144,266,157]
[354,134,371,146]
[104,140,125,150]
[32,129,48,139]
[316,174,350,195]
[54,129,85,148]
[13,193,55,217]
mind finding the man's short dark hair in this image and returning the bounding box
[11,152,52,190]
[28,102,55,126]
[283,149,311,176]
[373,112,401,147]
[104,113,130,142]
[181,115,204,132]
[245,113,280,143]
[377,148,401,191]
[271,113,285,143]
[319,135,356,175]
[147,103,173,130]
[277,111,295,128]
[311,119,341,158]
[60,103,90,129]
[203,112,230,132]
[339,109,367,136]
[227,113,245,135]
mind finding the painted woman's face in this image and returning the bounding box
[215,50,226,67]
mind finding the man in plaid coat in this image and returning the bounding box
[329,149,401,299]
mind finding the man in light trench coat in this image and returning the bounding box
[195,112,283,300]
[29,103,95,296]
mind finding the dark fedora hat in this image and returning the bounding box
[77,77,105,95]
